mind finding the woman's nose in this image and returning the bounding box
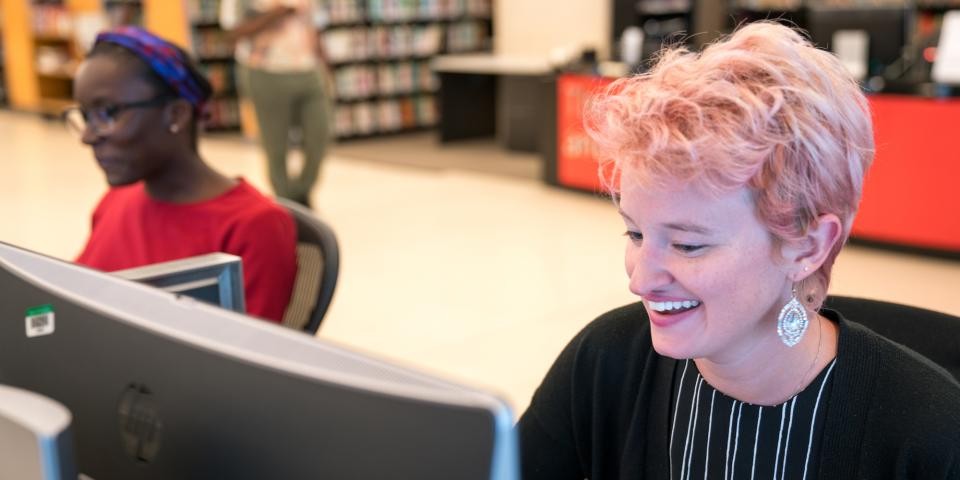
[625,244,672,297]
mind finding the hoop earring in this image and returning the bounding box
[777,286,809,347]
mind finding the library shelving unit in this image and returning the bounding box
[0,0,237,128]
[1,0,101,115]
[612,0,694,63]
[103,0,142,27]
[185,0,240,131]
[30,0,80,115]
[324,0,493,140]
[728,0,804,27]
[0,3,7,106]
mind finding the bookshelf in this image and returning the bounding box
[325,0,493,140]
[103,0,142,27]
[185,0,240,131]
[31,0,80,115]
[0,2,6,106]
[0,0,100,114]
[612,0,694,64]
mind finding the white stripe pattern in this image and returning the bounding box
[670,360,691,480]
[730,402,744,480]
[781,397,798,480]
[802,360,837,480]
[682,376,704,480]
[724,400,737,480]
[704,389,717,480]
[773,401,787,479]
[670,358,837,479]
[750,409,763,480]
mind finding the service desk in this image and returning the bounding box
[545,73,960,256]
[433,54,552,152]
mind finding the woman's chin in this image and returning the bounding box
[649,336,696,360]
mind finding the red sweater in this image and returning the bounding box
[76,179,297,322]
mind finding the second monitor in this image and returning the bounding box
[112,252,246,313]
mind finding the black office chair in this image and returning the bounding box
[823,295,960,381]
[276,198,340,334]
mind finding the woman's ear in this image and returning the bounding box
[164,99,193,134]
[781,214,843,281]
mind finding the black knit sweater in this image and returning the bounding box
[517,302,960,479]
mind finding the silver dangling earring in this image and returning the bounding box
[777,285,809,347]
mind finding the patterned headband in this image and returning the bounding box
[94,26,207,109]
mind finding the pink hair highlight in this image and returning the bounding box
[587,22,875,309]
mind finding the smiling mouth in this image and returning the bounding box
[647,300,701,315]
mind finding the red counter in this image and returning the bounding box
[552,74,960,254]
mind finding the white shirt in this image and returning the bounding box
[219,0,328,72]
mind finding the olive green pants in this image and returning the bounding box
[237,65,331,202]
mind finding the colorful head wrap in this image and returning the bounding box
[94,26,208,109]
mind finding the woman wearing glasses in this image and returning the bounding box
[68,27,297,323]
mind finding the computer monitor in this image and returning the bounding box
[0,384,77,480]
[0,241,518,480]
[805,6,908,80]
[112,252,245,313]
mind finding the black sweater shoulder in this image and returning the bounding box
[838,320,960,478]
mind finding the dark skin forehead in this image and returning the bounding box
[73,54,158,106]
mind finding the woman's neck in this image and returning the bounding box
[693,313,839,406]
[144,151,237,204]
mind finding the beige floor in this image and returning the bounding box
[2,109,958,417]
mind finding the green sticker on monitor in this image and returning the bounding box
[25,304,55,338]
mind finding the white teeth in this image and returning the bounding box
[648,300,700,312]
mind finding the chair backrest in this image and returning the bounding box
[823,295,960,381]
[276,198,340,334]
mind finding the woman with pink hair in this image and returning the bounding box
[518,22,960,479]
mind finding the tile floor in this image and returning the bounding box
[1,109,958,416]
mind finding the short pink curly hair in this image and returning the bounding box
[586,22,875,310]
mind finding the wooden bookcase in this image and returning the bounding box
[0,0,99,115]
[326,0,494,140]
[183,0,240,131]
[1,0,494,137]
[0,2,7,105]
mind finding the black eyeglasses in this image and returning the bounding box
[62,96,173,137]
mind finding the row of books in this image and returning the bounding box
[324,21,487,62]
[333,61,437,99]
[32,4,72,37]
[192,29,233,60]
[637,0,691,15]
[325,25,442,62]
[365,0,491,23]
[329,0,365,24]
[203,97,240,129]
[188,0,222,25]
[0,34,6,104]
[333,95,436,137]
[198,63,236,96]
[105,1,143,27]
[34,45,75,76]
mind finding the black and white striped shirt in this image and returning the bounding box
[668,359,838,480]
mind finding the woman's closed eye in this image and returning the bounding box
[672,243,707,254]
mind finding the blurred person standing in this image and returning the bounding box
[220,0,332,208]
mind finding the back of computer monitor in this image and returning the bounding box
[112,252,246,313]
[0,242,518,480]
[0,384,77,480]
